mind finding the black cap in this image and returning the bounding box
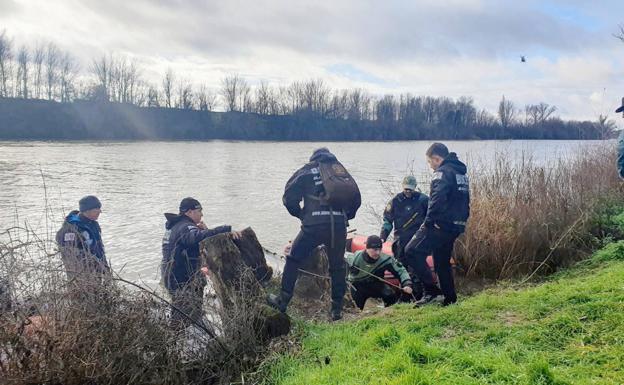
[366,235,383,249]
[79,195,101,212]
[179,197,202,213]
[616,97,624,113]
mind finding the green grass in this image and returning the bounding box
[263,242,624,385]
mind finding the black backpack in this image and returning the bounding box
[317,160,360,209]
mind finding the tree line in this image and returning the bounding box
[0,29,616,140]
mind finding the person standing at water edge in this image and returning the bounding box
[347,235,413,310]
[269,147,361,321]
[405,143,470,306]
[56,195,110,281]
[616,98,624,179]
[161,197,240,328]
[380,175,429,299]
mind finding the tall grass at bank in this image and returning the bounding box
[457,145,622,279]
[263,241,624,385]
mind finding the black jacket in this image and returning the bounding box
[380,192,429,241]
[282,149,361,226]
[424,153,470,233]
[161,213,231,292]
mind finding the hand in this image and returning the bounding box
[283,240,292,256]
[197,221,208,230]
[402,286,413,295]
[230,231,242,240]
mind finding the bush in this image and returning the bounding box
[0,226,276,385]
[455,144,623,279]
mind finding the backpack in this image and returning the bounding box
[317,160,360,209]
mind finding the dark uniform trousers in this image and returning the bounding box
[281,222,347,308]
[169,276,206,329]
[406,226,459,303]
[350,281,399,310]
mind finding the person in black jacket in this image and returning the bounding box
[161,197,240,328]
[405,143,470,306]
[269,148,361,321]
[380,176,429,256]
[380,175,430,299]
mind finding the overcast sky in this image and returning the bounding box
[2,0,623,124]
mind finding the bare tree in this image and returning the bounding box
[45,43,60,100]
[92,54,112,101]
[15,45,29,98]
[162,68,174,108]
[176,79,193,109]
[59,52,78,102]
[32,43,45,99]
[196,84,217,111]
[525,102,557,126]
[147,85,160,107]
[0,30,13,98]
[597,114,617,139]
[220,74,249,112]
[498,95,516,129]
[300,79,330,115]
[254,81,271,115]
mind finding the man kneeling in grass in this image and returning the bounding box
[346,235,413,310]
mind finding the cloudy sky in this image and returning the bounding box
[2,0,623,124]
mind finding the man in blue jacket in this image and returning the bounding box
[56,195,110,283]
[405,143,470,306]
[161,197,240,328]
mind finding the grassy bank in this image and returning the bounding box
[263,242,624,385]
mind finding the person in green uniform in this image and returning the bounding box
[346,235,413,310]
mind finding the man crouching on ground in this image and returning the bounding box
[161,197,241,329]
[347,235,413,310]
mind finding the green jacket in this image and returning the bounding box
[346,250,412,287]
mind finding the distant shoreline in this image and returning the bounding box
[0,98,613,141]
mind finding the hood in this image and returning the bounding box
[309,147,338,163]
[441,152,467,174]
[65,210,81,224]
[164,212,190,230]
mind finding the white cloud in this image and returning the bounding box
[2,0,624,125]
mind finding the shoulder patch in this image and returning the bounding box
[385,202,393,212]
[63,233,76,242]
[432,171,443,181]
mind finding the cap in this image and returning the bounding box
[79,195,101,212]
[179,197,202,213]
[366,235,383,249]
[402,175,417,190]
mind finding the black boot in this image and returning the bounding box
[330,300,343,321]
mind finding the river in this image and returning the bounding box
[0,140,607,287]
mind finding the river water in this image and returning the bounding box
[0,140,606,287]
